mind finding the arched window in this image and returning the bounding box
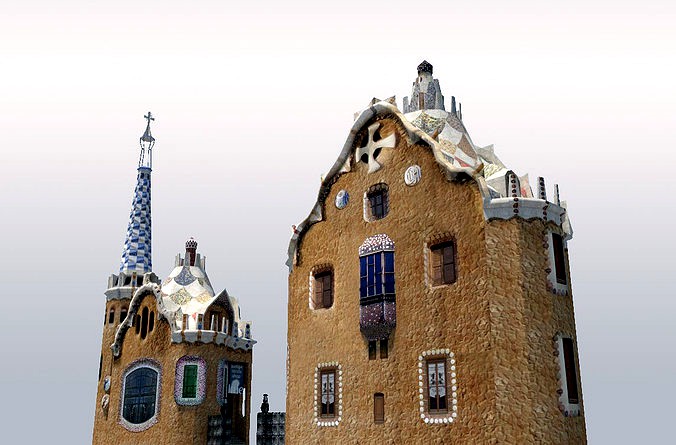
[140,307,148,339]
[364,183,390,222]
[108,308,115,325]
[148,311,154,333]
[120,306,128,324]
[122,367,158,425]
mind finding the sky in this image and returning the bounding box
[1,0,675,443]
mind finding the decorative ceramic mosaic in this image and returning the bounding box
[119,358,162,432]
[216,359,228,405]
[417,349,457,425]
[120,169,152,273]
[358,234,395,256]
[313,362,343,427]
[335,190,349,209]
[404,165,422,186]
[174,356,207,406]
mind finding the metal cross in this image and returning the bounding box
[144,112,154,123]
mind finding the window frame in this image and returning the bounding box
[119,359,161,432]
[314,362,343,427]
[547,231,570,295]
[313,269,334,309]
[174,356,206,406]
[319,368,337,419]
[429,240,457,286]
[554,334,581,416]
[418,349,458,424]
[373,393,385,424]
[363,183,390,222]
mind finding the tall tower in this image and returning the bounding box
[286,62,586,443]
[93,114,256,445]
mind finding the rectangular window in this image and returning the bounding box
[360,252,395,300]
[374,393,385,423]
[380,339,388,359]
[427,359,448,413]
[368,341,377,360]
[319,370,336,418]
[182,364,198,398]
[562,338,579,404]
[552,233,567,284]
[314,271,334,309]
[108,308,115,324]
[430,241,456,285]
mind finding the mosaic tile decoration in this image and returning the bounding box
[417,349,458,425]
[358,234,395,256]
[120,168,152,274]
[313,362,343,427]
[119,358,162,433]
[174,356,207,406]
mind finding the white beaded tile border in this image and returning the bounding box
[418,349,458,425]
[313,362,343,427]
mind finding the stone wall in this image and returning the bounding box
[286,116,586,443]
[92,293,253,445]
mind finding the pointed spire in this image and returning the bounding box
[119,113,155,274]
[138,112,155,170]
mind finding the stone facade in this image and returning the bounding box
[286,100,586,442]
[93,286,253,445]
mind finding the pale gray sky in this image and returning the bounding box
[1,1,674,443]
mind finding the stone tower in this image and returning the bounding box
[92,115,255,445]
[285,62,586,443]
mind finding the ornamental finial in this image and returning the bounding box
[138,111,155,169]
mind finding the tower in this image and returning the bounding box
[93,115,255,444]
[286,63,586,443]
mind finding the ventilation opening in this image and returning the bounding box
[140,307,148,339]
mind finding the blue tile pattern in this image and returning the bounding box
[120,167,152,273]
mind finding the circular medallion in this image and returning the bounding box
[103,376,111,392]
[335,190,349,209]
[404,165,422,186]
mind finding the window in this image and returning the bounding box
[430,241,456,285]
[313,270,334,309]
[98,354,103,381]
[419,350,457,424]
[108,308,115,324]
[120,306,128,323]
[364,183,389,221]
[135,315,141,334]
[148,311,154,333]
[122,367,158,425]
[182,365,198,398]
[140,307,148,339]
[427,359,448,413]
[552,233,567,285]
[374,393,385,423]
[562,338,579,404]
[555,334,581,416]
[368,341,377,360]
[380,339,388,359]
[175,356,206,406]
[319,369,336,418]
[360,251,395,302]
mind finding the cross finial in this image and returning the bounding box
[144,112,154,123]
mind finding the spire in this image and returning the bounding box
[119,113,155,274]
[403,60,445,113]
[138,112,155,170]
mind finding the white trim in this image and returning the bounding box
[418,349,458,425]
[313,362,343,427]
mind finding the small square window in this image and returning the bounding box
[430,241,456,286]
